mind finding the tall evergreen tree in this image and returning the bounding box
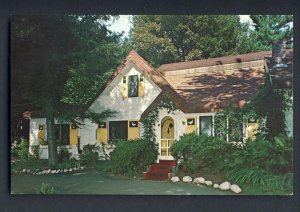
[250,15,293,50]
[11,15,123,166]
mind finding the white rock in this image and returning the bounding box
[80,167,84,170]
[46,170,51,174]
[230,184,242,194]
[42,170,47,174]
[182,176,193,183]
[23,169,26,173]
[51,170,56,174]
[219,181,231,190]
[205,181,213,186]
[193,177,205,184]
[56,170,60,173]
[64,169,68,172]
[171,176,180,182]
[69,168,73,172]
[213,183,219,188]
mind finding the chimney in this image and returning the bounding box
[272,40,288,70]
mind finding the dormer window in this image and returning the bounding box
[128,75,138,97]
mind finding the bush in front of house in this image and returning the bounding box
[109,138,158,176]
[79,143,100,166]
[225,134,293,192]
[58,149,72,163]
[171,133,234,173]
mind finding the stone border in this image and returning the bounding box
[171,176,242,194]
[12,166,87,175]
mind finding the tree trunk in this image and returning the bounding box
[47,115,58,167]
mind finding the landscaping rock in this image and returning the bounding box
[23,169,26,173]
[219,182,231,191]
[230,184,242,194]
[56,170,60,173]
[182,176,192,183]
[46,170,51,174]
[213,183,219,188]
[205,181,213,186]
[171,176,180,183]
[51,170,56,174]
[69,168,73,172]
[64,169,68,172]
[193,177,205,184]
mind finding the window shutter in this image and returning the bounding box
[246,120,259,140]
[97,122,108,143]
[70,124,78,145]
[186,117,197,134]
[138,75,145,97]
[128,120,140,140]
[121,76,128,98]
[38,124,46,145]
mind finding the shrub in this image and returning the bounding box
[171,133,234,173]
[18,138,29,161]
[58,149,72,163]
[227,134,293,174]
[109,138,158,176]
[57,158,81,169]
[79,143,100,166]
[36,183,56,194]
[29,145,40,160]
[170,133,198,170]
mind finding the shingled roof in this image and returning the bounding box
[142,51,275,116]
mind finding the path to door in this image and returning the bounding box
[11,170,234,195]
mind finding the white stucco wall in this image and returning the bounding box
[89,63,162,120]
[29,118,46,146]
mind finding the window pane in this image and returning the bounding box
[109,121,128,140]
[200,116,212,136]
[128,75,138,97]
[61,124,70,145]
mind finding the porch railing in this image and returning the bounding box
[160,139,174,156]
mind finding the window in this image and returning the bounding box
[199,116,213,136]
[128,75,138,97]
[109,121,128,140]
[55,124,70,145]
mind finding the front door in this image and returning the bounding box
[160,116,174,160]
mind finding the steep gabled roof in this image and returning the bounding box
[86,50,186,112]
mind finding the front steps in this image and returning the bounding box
[144,160,177,181]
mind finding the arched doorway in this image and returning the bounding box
[160,116,174,158]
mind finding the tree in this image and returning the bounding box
[131,15,251,67]
[249,15,293,50]
[11,15,123,166]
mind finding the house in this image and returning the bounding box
[27,47,293,160]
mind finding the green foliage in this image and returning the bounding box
[132,15,252,67]
[57,158,81,170]
[141,96,177,142]
[29,145,41,160]
[250,15,293,50]
[79,143,100,166]
[227,135,292,174]
[18,138,30,161]
[228,168,292,192]
[171,133,234,173]
[109,138,158,176]
[36,183,56,194]
[245,86,292,141]
[11,15,123,166]
[58,149,72,163]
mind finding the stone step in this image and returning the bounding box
[158,160,177,166]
